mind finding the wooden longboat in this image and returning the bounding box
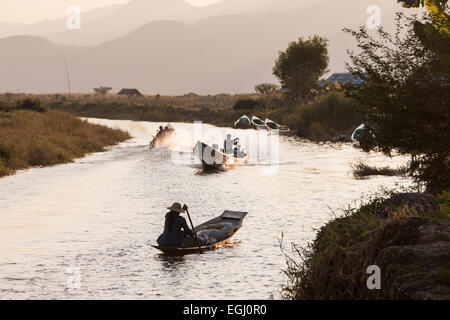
[149,126,175,149]
[265,118,290,133]
[234,115,252,129]
[251,116,266,130]
[193,141,247,171]
[152,211,248,255]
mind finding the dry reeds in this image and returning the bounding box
[0,108,130,177]
[351,161,408,179]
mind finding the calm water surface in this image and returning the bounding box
[0,119,411,299]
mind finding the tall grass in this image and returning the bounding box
[0,109,130,177]
[351,161,408,179]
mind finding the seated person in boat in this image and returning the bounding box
[212,144,219,155]
[156,126,165,137]
[165,124,175,133]
[233,138,241,157]
[224,134,235,155]
[157,202,195,247]
[234,144,245,158]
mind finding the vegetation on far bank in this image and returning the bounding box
[0,99,130,178]
[0,89,362,143]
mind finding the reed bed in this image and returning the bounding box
[0,107,130,177]
[351,161,408,179]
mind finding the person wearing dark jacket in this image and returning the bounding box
[157,202,195,247]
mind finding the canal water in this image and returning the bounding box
[0,119,411,299]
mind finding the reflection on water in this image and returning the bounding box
[0,119,411,299]
[156,255,186,273]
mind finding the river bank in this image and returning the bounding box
[0,105,130,178]
[0,92,361,143]
[281,191,450,299]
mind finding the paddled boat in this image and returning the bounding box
[149,124,175,149]
[193,141,247,171]
[152,211,248,255]
[251,116,266,130]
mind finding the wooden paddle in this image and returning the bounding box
[183,204,203,254]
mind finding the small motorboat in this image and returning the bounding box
[234,115,252,129]
[251,116,266,130]
[150,124,176,149]
[193,141,247,171]
[152,211,248,255]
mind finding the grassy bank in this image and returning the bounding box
[0,92,361,142]
[281,191,450,299]
[0,104,130,178]
[0,93,253,127]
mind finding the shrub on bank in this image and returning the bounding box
[0,109,130,177]
[233,98,261,111]
[290,91,361,141]
[16,98,47,112]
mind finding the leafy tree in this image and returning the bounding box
[273,36,329,103]
[254,83,279,113]
[345,13,449,194]
[93,86,113,95]
[398,0,450,79]
[398,0,449,34]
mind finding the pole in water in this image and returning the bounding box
[183,204,203,254]
[58,44,71,96]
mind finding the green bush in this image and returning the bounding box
[292,91,361,140]
[16,99,47,112]
[0,102,7,112]
[233,98,261,111]
[437,191,450,217]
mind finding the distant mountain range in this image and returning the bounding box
[0,0,411,94]
[1,0,317,45]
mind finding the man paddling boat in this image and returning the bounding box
[156,202,196,248]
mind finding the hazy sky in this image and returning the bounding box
[0,0,221,24]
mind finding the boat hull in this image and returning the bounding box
[265,118,289,132]
[149,129,175,149]
[193,141,247,171]
[234,115,252,129]
[152,211,248,256]
[251,116,267,130]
